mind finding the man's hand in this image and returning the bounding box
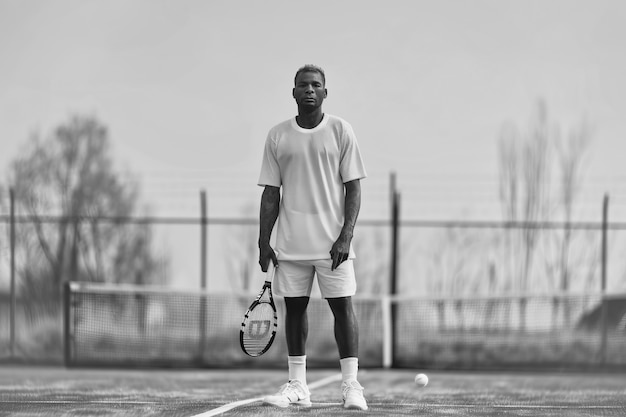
[259,242,278,272]
[330,231,352,271]
[258,185,280,272]
[331,179,361,271]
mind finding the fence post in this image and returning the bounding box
[390,172,398,295]
[9,188,16,359]
[198,190,208,364]
[389,173,400,368]
[599,194,609,365]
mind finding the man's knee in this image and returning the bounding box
[327,296,355,316]
[285,296,310,315]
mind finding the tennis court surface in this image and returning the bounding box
[1,366,625,416]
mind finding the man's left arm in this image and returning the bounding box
[330,179,361,271]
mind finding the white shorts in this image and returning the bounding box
[273,259,356,299]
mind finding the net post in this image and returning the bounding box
[9,188,16,359]
[381,295,393,368]
[599,193,609,365]
[198,190,208,364]
[63,281,72,367]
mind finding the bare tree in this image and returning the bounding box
[498,100,553,330]
[8,115,167,302]
[417,226,495,330]
[0,186,8,289]
[553,120,592,326]
[497,100,597,330]
[498,101,552,290]
[498,123,519,296]
[555,121,591,288]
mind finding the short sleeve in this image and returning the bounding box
[258,133,281,187]
[339,122,367,183]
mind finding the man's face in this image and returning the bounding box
[293,71,327,110]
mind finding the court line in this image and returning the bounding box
[309,403,625,410]
[0,401,159,405]
[420,404,625,409]
[191,373,342,417]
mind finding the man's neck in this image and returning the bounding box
[296,109,324,129]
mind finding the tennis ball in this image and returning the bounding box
[414,373,428,387]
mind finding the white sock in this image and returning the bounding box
[340,357,358,383]
[288,355,307,385]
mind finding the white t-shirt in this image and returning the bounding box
[258,114,367,260]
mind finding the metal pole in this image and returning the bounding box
[9,188,16,358]
[389,171,396,206]
[389,171,398,295]
[63,281,71,366]
[200,190,208,290]
[599,194,609,364]
[390,192,399,296]
[389,172,400,367]
[601,194,609,293]
[198,190,208,363]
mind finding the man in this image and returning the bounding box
[257,65,368,410]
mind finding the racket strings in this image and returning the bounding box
[241,302,277,356]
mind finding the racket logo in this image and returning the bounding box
[248,320,271,339]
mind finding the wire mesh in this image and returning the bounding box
[66,282,626,369]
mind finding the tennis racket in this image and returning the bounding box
[240,263,278,357]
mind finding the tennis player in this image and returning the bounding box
[257,65,368,410]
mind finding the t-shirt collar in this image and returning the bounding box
[291,113,329,133]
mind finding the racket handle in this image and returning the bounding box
[266,262,277,283]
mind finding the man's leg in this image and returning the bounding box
[326,296,358,358]
[327,296,367,411]
[285,296,310,356]
[263,295,312,408]
[285,296,309,384]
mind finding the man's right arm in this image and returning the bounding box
[258,185,280,272]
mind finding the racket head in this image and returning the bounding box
[240,265,278,357]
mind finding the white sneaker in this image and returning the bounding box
[342,380,368,410]
[263,380,311,408]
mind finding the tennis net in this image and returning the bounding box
[64,282,386,368]
[64,282,626,369]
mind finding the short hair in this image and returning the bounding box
[294,64,326,86]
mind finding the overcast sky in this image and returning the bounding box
[2,0,626,289]
[2,0,625,221]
